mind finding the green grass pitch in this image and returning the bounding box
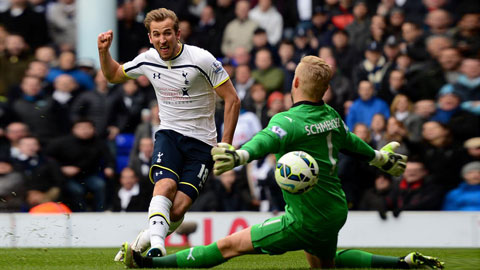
[0,247,478,269]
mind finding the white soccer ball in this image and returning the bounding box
[275,151,319,194]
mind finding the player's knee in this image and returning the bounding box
[153,178,177,197]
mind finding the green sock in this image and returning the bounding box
[335,249,408,269]
[151,242,226,268]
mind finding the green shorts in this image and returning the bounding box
[250,214,341,259]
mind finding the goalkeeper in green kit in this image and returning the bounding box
[123,56,444,269]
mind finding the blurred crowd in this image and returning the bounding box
[0,0,479,215]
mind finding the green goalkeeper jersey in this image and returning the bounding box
[241,101,376,230]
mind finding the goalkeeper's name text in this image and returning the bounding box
[305,118,341,135]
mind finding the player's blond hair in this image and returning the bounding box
[144,8,179,33]
[296,56,333,101]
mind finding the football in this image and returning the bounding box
[275,151,319,194]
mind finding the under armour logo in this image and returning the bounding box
[155,171,163,176]
[187,248,195,261]
[152,220,164,225]
[181,87,189,97]
[153,73,161,79]
[182,71,189,85]
[156,152,164,163]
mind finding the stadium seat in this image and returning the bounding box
[115,133,135,173]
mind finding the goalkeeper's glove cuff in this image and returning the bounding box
[235,150,249,166]
[369,150,386,167]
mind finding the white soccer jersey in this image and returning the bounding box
[122,44,229,146]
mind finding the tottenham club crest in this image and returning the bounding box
[182,70,189,85]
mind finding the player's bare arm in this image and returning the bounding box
[215,79,240,145]
[97,30,129,84]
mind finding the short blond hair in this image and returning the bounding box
[144,8,179,33]
[295,56,333,100]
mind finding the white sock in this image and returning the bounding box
[148,195,172,248]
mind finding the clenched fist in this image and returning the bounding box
[98,30,114,53]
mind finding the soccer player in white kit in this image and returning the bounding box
[98,8,240,258]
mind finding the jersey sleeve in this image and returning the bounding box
[122,52,146,79]
[240,113,291,161]
[196,50,229,88]
[341,130,376,162]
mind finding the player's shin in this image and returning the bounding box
[148,195,172,255]
[335,249,409,269]
[151,242,226,268]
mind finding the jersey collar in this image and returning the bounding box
[170,42,184,61]
[292,100,325,107]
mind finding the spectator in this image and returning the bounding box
[11,75,58,145]
[431,89,480,142]
[0,34,34,96]
[114,80,146,134]
[266,91,284,120]
[346,80,390,130]
[215,167,255,211]
[191,5,223,57]
[443,161,480,211]
[251,48,284,93]
[129,100,159,163]
[112,167,150,212]
[382,35,401,69]
[292,26,315,65]
[386,7,405,38]
[129,137,154,196]
[34,45,57,66]
[352,41,388,91]
[278,40,297,92]
[233,64,254,101]
[463,137,480,163]
[46,0,76,51]
[451,13,480,57]
[45,51,95,91]
[376,117,409,156]
[0,0,50,49]
[378,69,409,104]
[248,0,283,46]
[224,108,262,149]
[0,155,25,212]
[0,122,29,158]
[331,29,358,78]
[370,113,386,148]
[51,74,79,136]
[221,0,258,57]
[386,160,444,215]
[45,119,115,211]
[424,9,452,36]
[232,46,251,67]
[70,70,121,140]
[389,94,423,143]
[411,121,467,191]
[13,136,62,209]
[400,21,427,62]
[242,83,269,128]
[323,55,354,118]
[310,6,336,48]
[345,0,370,49]
[178,19,194,44]
[117,0,150,62]
[358,172,392,216]
[449,58,480,115]
[410,43,460,101]
[338,123,377,209]
[249,28,278,66]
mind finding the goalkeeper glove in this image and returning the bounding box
[369,142,407,177]
[211,143,249,175]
